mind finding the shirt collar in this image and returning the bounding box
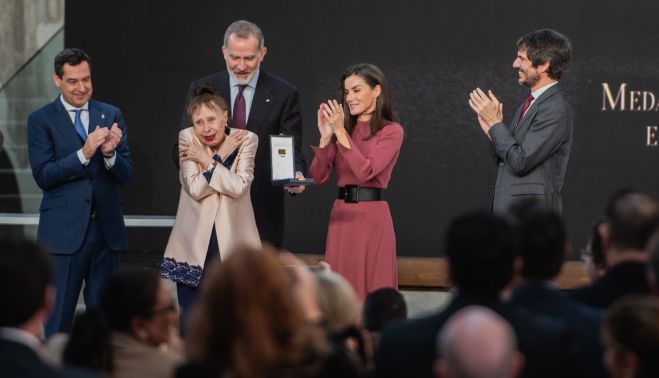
[0,327,41,351]
[59,95,89,112]
[531,81,558,101]
[229,69,260,89]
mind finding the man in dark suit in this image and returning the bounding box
[570,188,659,308]
[507,199,606,378]
[376,211,574,378]
[27,48,133,336]
[179,20,306,248]
[469,29,573,214]
[0,238,95,378]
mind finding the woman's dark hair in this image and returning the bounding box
[99,270,161,332]
[62,308,112,373]
[186,86,230,127]
[340,63,397,139]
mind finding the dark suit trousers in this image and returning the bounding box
[45,215,120,336]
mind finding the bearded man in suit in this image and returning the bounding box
[469,29,573,214]
[179,20,306,248]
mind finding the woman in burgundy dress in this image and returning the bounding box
[309,63,404,300]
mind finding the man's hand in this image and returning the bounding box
[469,88,504,135]
[83,126,110,159]
[284,171,306,194]
[101,123,122,156]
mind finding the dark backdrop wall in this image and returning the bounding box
[65,0,659,257]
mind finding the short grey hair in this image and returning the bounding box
[223,20,265,49]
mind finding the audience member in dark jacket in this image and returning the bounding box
[376,211,573,378]
[570,188,659,308]
[507,200,606,378]
[0,238,95,378]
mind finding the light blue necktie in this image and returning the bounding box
[71,109,87,141]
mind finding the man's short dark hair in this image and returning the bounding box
[445,211,517,295]
[54,47,92,78]
[510,200,566,280]
[605,188,659,251]
[363,288,407,332]
[517,29,572,80]
[99,270,160,333]
[0,238,53,327]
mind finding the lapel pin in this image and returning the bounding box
[266,98,271,103]
[101,113,105,119]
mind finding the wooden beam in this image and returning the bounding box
[295,254,590,290]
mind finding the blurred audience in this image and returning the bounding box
[0,237,94,378]
[435,306,523,378]
[179,246,366,378]
[582,219,607,283]
[376,210,572,378]
[570,188,659,308]
[362,287,407,357]
[602,295,659,378]
[64,271,182,378]
[647,232,659,294]
[507,199,606,377]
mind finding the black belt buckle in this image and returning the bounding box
[344,185,359,203]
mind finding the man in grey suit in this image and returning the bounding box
[468,29,573,213]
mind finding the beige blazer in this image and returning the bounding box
[110,332,183,378]
[162,127,261,286]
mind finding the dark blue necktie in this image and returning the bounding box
[71,109,87,141]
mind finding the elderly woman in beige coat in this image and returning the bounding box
[160,86,260,331]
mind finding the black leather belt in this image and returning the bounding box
[338,185,384,203]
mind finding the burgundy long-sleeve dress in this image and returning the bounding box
[309,120,404,299]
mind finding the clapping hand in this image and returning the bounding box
[101,123,122,156]
[83,126,110,159]
[468,88,503,135]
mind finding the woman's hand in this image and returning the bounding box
[317,105,334,147]
[217,129,248,161]
[179,139,213,167]
[321,99,351,149]
[321,99,346,135]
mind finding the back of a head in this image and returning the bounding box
[314,270,361,334]
[437,306,520,378]
[605,188,659,252]
[445,211,516,296]
[0,238,52,327]
[99,270,160,333]
[603,296,659,378]
[363,287,407,332]
[187,247,313,377]
[508,200,566,281]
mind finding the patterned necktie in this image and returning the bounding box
[71,109,87,141]
[233,84,247,129]
[518,94,535,124]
